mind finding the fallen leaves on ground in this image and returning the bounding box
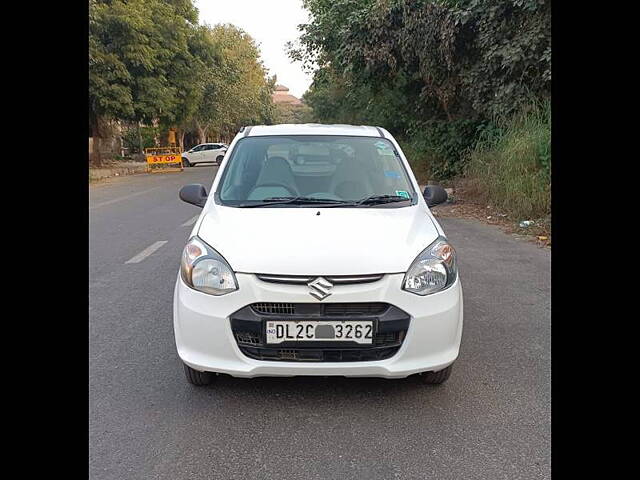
[430,190,551,249]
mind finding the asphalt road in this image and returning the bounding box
[89,165,551,480]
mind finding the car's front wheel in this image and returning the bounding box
[182,157,191,168]
[216,155,224,165]
[419,364,453,384]
[183,363,215,386]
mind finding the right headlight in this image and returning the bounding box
[403,236,457,296]
[180,236,238,296]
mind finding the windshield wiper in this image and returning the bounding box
[353,194,412,206]
[238,196,351,207]
[237,195,412,208]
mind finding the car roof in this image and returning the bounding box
[245,124,385,138]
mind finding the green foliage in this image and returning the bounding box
[404,119,486,180]
[194,24,276,140]
[121,125,161,154]
[293,0,550,125]
[274,103,314,124]
[89,0,197,126]
[89,0,276,162]
[464,101,551,219]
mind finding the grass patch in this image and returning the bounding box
[463,102,551,220]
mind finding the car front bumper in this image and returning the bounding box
[173,273,463,379]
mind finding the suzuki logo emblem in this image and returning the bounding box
[308,277,333,300]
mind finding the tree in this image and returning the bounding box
[291,0,551,128]
[89,1,277,163]
[274,102,314,124]
[89,0,206,164]
[194,24,276,143]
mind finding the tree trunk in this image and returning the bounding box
[137,122,144,154]
[92,135,102,167]
[196,121,207,144]
[90,116,103,167]
[179,129,185,152]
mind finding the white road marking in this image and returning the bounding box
[125,241,168,264]
[90,187,161,210]
[181,215,199,227]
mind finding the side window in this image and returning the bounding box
[192,145,204,152]
[204,145,215,151]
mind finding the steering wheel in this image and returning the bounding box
[248,182,299,198]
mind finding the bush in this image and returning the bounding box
[122,125,161,154]
[464,102,551,220]
[401,119,485,182]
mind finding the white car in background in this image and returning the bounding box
[181,143,228,167]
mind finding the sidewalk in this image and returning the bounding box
[89,162,147,183]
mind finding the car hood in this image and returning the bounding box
[196,204,440,275]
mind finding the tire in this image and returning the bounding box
[183,363,215,386]
[182,158,191,168]
[216,155,224,165]
[419,364,453,384]
[423,185,448,206]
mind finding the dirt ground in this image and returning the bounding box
[428,185,551,249]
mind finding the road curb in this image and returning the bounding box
[89,163,148,183]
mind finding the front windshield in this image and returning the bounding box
[216,135,416,207]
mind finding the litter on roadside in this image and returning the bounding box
[519,220,535,228]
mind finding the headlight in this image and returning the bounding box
[180,236,238,296]
[403,236,457,296]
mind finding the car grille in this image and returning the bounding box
[251,302,388,316]
[230,303,410,363]
[252,303,296,315]
[255,274,384,285]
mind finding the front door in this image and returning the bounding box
[189,145,206,163]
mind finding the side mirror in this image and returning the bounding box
[423,185,448,207]
[179,184,208,208]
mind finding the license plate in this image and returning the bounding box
[265,320,373,344]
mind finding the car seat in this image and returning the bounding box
[247,156,299,200]
[329,156,374,200]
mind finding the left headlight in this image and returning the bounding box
[403,236,457,296]
[180,236,238,296]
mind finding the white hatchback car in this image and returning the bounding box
[181,143,227,167]
[174,124,463,386]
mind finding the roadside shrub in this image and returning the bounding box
[464,102,551,219]
[402,119,485,182]
[122,125,162,154]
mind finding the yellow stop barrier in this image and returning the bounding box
[145,146,183,173]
